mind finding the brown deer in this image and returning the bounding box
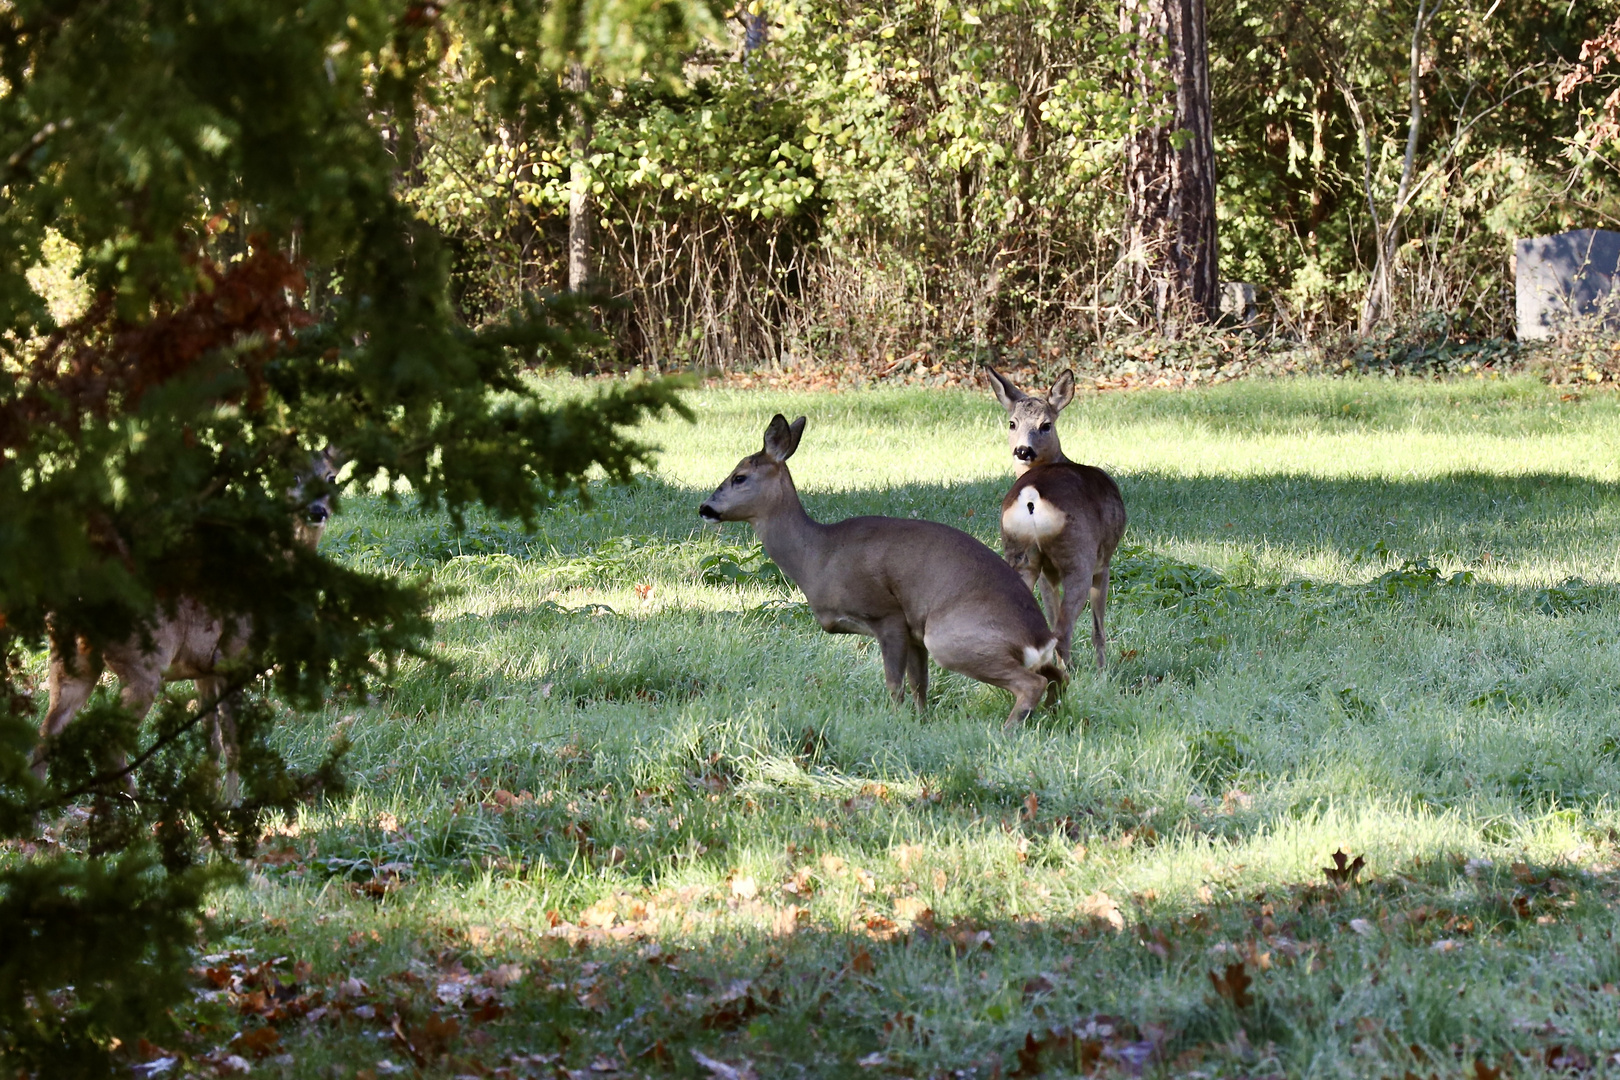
[699,414,1065,728]
[33,450,341,797]
[985,367,1127,671]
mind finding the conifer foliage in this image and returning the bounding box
[0,1,704,1070]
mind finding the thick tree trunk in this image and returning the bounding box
[567,61,592,294]
[1120,0,1218,331]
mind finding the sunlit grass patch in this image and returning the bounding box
[133,377,1620,1075]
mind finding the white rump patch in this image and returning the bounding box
[1001,485,1068,544]
[1022,640,1058,670]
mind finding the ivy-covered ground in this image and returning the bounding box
[79,377,1620,1077]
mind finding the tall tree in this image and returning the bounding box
[1120,0,1219,329]
[568,60,594,293]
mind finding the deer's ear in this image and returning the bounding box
[763,414,806,462]
[1047,370,1075,413]
[984,366,1026,412]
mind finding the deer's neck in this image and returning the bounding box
[1015,447,1070,476]
[751,482,825,585]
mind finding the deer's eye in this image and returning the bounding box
[1008,421,1016,429]
[732,474,747,485]
[1039,422,1051,432]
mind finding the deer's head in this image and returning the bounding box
[293,446,342,548]
[985,367,1074,471]
[699,414,806,524]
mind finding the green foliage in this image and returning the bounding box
[0,0,709,1070]
[698,545,787,589]
[400,0,1620,366]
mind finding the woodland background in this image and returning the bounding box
[404,0,1620,375]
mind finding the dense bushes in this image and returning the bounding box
[408,0,1620,369]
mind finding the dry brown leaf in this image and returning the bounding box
[892,843,925,871]
[1079,890,1126,931]
[1209,961,1254,1009]
[1323,849,1366,886]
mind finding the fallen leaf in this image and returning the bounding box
[849,946,876,974]
[894,897,932,926]
[1079,890,1126,931]
[892,844,925,871]
[1209,961,1254,1009]
[772,904,806,937]
[691,1048,760,1080]
[1349,918,1374,936]
[1022,974,1056,1001]
[1323,849,1366,886]
[730,875,759,901]
[230,1027,281,1058]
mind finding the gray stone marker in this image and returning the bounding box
[1219,282,1258,326]
[1515,228,1620,340]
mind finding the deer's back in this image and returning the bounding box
[811,516,1050,638]
[1001,463,1126,557]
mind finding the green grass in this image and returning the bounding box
[103,378,1620,1076]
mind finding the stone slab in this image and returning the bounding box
[1515,228,1620,340]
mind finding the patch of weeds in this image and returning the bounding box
[1113,546,1232,613]
[1532,577,1610,616]
[548,535,659,585]
[1335,684,1378,721]
[550,657,706,705]
[1469,683,1528,713]
[329,518,539,569]
[1365,559,1475,601]
[699,544,788,589]
[1187,728,1251,787]
[742,598,815,626]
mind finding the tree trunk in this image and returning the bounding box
[567,61,592,293]
[1120,0,1218,331]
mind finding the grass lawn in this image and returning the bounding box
[111,377,1620,1076]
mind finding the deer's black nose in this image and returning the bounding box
[699,503,721,522]
[1014,446,1037,462]
[307,504,330,524]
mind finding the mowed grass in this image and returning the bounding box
[173,378,1620,1077]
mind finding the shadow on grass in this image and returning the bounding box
[226,848,1620,1079]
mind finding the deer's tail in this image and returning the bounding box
[1022,638,1067,684]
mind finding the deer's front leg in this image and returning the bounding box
[876,623,913,708]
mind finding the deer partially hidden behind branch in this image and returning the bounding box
[985,367,1127,672]
[699,415,1065,728]
[33,449,342,799]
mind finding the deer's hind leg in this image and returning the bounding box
[1053,551,1097,669]
[904,636,929,710]
[921,622,1048,730]
[1089,562,1113,671]
[35,639,98,781]
[197,675,241,803]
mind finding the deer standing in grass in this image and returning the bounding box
[986,368,1127,671]
[33,451,341,797]
[699,415,1065,728]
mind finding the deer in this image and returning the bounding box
[699,414,1065,729]
[985,367,1127,672]
[32,449,341,799]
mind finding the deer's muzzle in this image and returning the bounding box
[1014,445,1037,462]
[699,503,722,522]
